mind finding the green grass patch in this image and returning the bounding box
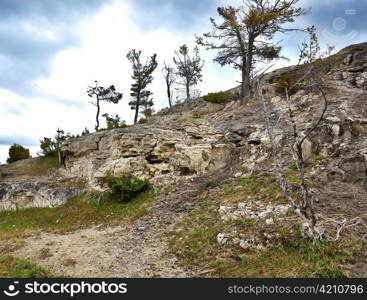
[28,156,60,176]
[202,179,219,189]
[0,255,53,278]
[220,175,284,204]
[0,190,155,238]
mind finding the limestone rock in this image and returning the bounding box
[0,182,84,211]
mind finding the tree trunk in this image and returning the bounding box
[241,37,254,104]
[167,81,172,108]
[95,97,100,131]
[186,82,190,100]
[134,94,140,124]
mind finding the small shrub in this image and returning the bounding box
[192,112,202,119]
[105,175,150,202]
[102,113,127,130]
[275,74,299,96]
[202,179,218,189]
[138,118,148,124]
[203,91,237,104]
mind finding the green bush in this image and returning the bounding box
[275,74,299,96]
[203,91,237,104]
[138,118,148,124]
[6,144,31,164]
[105,175,150,202]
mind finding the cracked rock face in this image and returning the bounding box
[0,182,84,211]
[61,125,234,189]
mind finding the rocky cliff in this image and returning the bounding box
[1,42,367,211]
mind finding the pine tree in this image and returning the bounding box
[87,81,123,131]
[173,45,204,100]
[298,25,321,65]
[127,49,158,124]
[197,0,306,103]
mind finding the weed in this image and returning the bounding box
[39,248,52,260]
[202,179,219,189]
[0,255,53,278]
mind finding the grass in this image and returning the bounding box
[0,190,156,239]
[202,179,219,189]
[0,255,53,278]
[168,175,361,278]
[210,235,359,278]
[220,175,284,204]
[28,156,60,176]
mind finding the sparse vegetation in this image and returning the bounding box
[39,248,53,260]
[28,156,60,176]
[169,176,362,277]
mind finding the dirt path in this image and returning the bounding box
[12,168,235,278]
[13,224,189,278]
[12,188,196,277]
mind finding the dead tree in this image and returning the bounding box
[162,63,176,108]
[256,69,328,239]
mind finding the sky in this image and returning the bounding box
[0,0,366,163]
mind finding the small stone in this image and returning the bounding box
[265,218,274,225]
[217,233,227,245]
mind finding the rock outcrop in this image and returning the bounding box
[0,182,83,211]
[60,125,234,189]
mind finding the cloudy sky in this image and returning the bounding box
[0,0,366,163]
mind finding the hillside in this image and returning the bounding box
[0,42,366,278]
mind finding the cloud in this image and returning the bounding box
[126,0,221,33]
[0,0,113,97]
[5,108,23,116]
[0,134,38,147]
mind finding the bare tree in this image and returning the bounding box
[256,65,328,239]
[197,0,306,103]
[87,81,123,131]
[173,44,204,100]
[162,63,176,108]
